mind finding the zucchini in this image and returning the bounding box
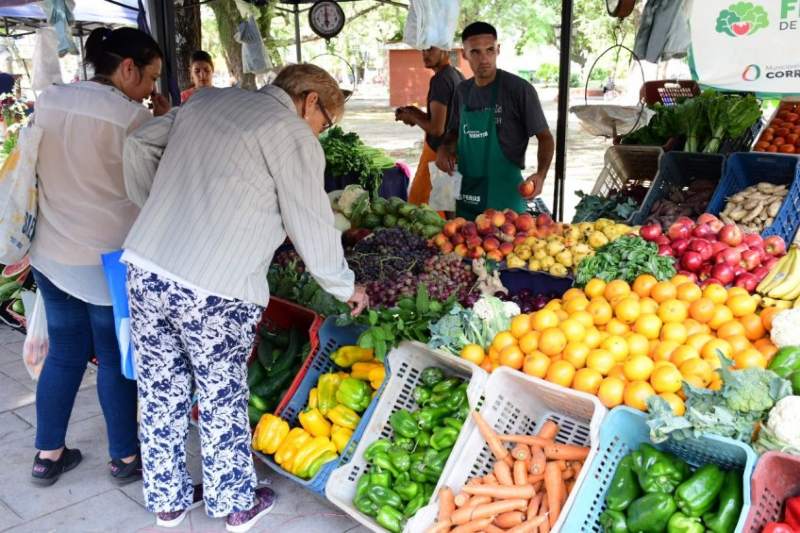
[284,327,300,361]
[257,338,274,369]
[251,367,294,398]
[0,281,20,301]
[247,361,266,388]
[248,405,265,427]
[248,393,269,411]
[273,330,290,348]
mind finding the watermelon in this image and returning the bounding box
[2,256,29,279]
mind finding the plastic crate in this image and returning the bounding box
[743,451,800,532]
[499,269,574,299]
[591,146,663,199]
[254,316,370,494]
[640,80,700,106]
[706,153,800,244]
[560,406,757,533]
[325,341,489,533]
[629,151,726,225]
[407,366,607,533]
[720,118,764,155]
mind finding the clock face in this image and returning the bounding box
[309,1,345,39]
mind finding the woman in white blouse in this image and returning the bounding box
[29,27,169,486]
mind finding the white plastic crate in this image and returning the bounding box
[405,366,607,533]
[325,341,488,533]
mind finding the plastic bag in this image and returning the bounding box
[428,161,462,212]
[235,16,271,75]
[32,28,63,90]
[101,250,136,380]
[0,123,41,264]
[23,290,48,380]
[41,0,79,57]
[403,0,460,50]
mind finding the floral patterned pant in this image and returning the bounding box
[127,265,263,517]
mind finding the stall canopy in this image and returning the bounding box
[0,0,139,28]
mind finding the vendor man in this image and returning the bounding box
[395,46,464,205]
[435,22,555,219]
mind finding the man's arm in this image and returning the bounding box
[123,108,178,208]
[519,83,554,198]
[397,101,448,138]
[524,129,555,197]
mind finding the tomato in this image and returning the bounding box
[774,137,786,146]
[755,141,769,150]
[776,128,790,137]
[762,132,774,142]
[767,145,779,152]
[786,112,800,123]
[765,127,775,135]
[786,133,799,144]
[779,144,796,153]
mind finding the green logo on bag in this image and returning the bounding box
[716,2,769,37]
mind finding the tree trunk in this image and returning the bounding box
[174,1,202,91]
[209,0,255,89]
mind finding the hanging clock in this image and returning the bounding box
[309,0,346,40]
[606,0,635,18]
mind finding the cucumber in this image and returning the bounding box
[248,393,269,411]
[11,299,24,315]
[0,281,20,301]
[257,338,274,369]
[251,367,294,398]
[247,360,266,388]
[248,405,265,427]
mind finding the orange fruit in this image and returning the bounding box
[602,335,629,362]
[683,374,706,389]
[546,360,577,387]
[671,274,693,286]
[460,344,486,365]
[740,313,767,341]
[562,288,586,301]
[559,318,586,342]
[598,376,626,408]
[614,297,642,324]
[686,333,713,352]
[587,299,614,326]
[480,358,493,372]
[544,300,562,311]
[587,349,616,375]
[606,318,631,336]
[634,314,663,340]
[760,307,779,331]
[531,309,560,331]
[684,319,707,337]
[701,338,733,362]
[584,278,607,299]
[626,333,650,357]
[650,364,683,393]
[659,392,686,415]
[653,340,680,362]
[734,348,767,369]
[604,279,631,302]
[727,334,752,354]
[488,346,500,362]
[519,330,541,354]
[679,358,714,385]
[727,287,750,300]
[709,305,735,330]
[572,368,603,395]
[499,345,525,370]
[703,283,729,305]
[716,320,746,339]
[563,297,590,314]
[523,350,551,378]
[676,282,703,303]
[708,378,723,391]
[509,314,532,338]
[555,310,570,321]
[754,338,778,359]
[571,310,595,329]
[563,342,590,369]
[689,298,716,323]
[639,297,659,315]
[633,274,658,298]
[584,327,603,349]
[624,355,655,381]
[539,328,567,356]
[609,364,626,381]
[651,281,677,303]
[491,331,516,352]
[658,299,688,323]
[660,323,688,344]
[624,381,656,411]
[671,345,700,367]
[727,294,758,317]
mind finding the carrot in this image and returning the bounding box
[559,478,568,505]
[470,496,492,507]
[538,496,550,533]
[527,474,544,484]
[533,480,543,493]
[561,467,574,481]
[451,517,494,533]
[494,460,514,486]
[483,473,498,485]
[565,479,575,495]
[544,462,562,527]
[462,484,535,500]
[486,525,506,533]
[555,460,567,471]
[438,487,455,522]
[472,411,512,466]
[529,445,546,475]
[543,443,589,461]
[507,515,548,533]
[511,444,530,462]
[451,499,529,525]
[513,460,528,486]
[526,493,543,521]
[467,477,483,487]
[455,493,471,508]
[498,435,553,448]
[495,511,525,529]
[426,520,452,533]
[537,420,559,440]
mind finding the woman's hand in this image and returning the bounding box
[347,285,369,316]
[151,92,172,117]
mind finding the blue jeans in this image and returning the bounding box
[33,268,139,459]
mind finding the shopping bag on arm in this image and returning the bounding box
[427,161,462,212]
[101,250,136,380]
[22,290,48,380]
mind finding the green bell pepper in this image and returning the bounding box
[790,370,800,395]
[626,492,677,533]
[404,493,426,518]
[303,450,338,479]
[674,464,724,517]
[413,385,431,406]
[370,468,391,488]
[416,406,452,431]
[355,494,379,517]
[415,430,431,449]
[409,460,427,483]
[430,427,459,450]
[395,479,420,502]
[631,444,690,494]
[444,384,468,411]
[432,377,461,394]
[335,377,372,412]
[422,448,449,483]
[388,446,411,472]
[606,454,641,511]
[393,437,415,452]
[420,367,444,387]
[702,470,742,533]
[442,417,463,431]
[355,473,371,500]
[364,439,392,462]
[376,505,404,533]
[768,346,800,378]
[422,483,435,500]
[600,509,629,533]
[666,512,703,533]
[366,485,402,510]
[390,410,419,438]
[372,452,401,478]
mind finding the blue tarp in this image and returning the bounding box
[0,0,139,26]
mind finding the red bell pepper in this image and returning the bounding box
[762,523,796,533]
[786,496,800,530]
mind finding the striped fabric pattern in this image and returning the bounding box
[122,85,354,306]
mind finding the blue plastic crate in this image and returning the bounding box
[499,269,573,299]
[706,153,800,243]
[254,316,380,495]
[560,406,756,533]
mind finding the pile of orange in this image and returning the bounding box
[460,274,780,416]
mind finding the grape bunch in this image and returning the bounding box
[347,228,435,283]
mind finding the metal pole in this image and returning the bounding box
[293,3,302,63]
[77,23,87,80]
[553,0,573,222]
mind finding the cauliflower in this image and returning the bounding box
[770,309,800,348]
[766,396,800,444]
[334,212,351,232]
[328,190,344,212]
[337,184,368,217]
[502,301,521,318]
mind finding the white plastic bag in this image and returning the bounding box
[428,162,462,212]
[235,16,271,75]
[32,28,63,90]
[403,0,460,50]
[23,290,48,380]
[0,123,42,264]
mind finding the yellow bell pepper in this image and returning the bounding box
[251,414,290,455]
[307,387,318,409]
[298,407,331,438]
[350,361,383,381]
[331,424,353,454]
[290,436,337,477]
[331,345,374,367]
[326,404,361,430]
[317,372,344,415]
[274,427,312,468]
[368,366,385,390]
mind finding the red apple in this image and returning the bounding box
[734,272,758,292]
[710,241,728,256]
[692,223,715,239]
[701,277,723,288]
[698,263,713,280]
[536,213,554,227]
[450,233,465,245]
[518,180,535,198]
[678,271,699,283]
[732,264,746,278]
[654,235,671,247]
[469,246,485,259]
[483,236,500,251]
[764,235,787,256]
[668,223,691,241]
[716,248,742,266]
[681,251,704,272]
[515,213,535,232]
[433,233,448,247]
[454,243,468,257]
[501,222,517,236]
[453,217,467,229]
[443,221,458,237]
[676,216,695,227]
[718,224,743,247]
[466,235,483,249]
[491,212,506,228]
[640,223,663,241]
[752,266,771,282]
[711,263,735,285]
[475,214,494,235]
[671,238,690,256]
[658,245,674,256]
[740,249,761,271]
[486,249,503,262]
[743,233,763,249]
[440,241,454,254]
[513,235,528,246]
[499,242,514,256]
[689,239,713,261]
[697,213,720,226]
[764,256,780,269]
[462,222,478,237]
[504,212,518,226]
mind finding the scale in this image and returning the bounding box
[309,0,346,40]
[606,0,636,19]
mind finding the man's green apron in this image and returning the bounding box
[455,73,527,220]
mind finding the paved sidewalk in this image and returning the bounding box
[0,326,367,533]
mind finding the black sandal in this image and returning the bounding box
[31,447,83,486]
[109,455,142,485]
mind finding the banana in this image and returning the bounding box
[762,297,778,307]
[768,249,800,299]
[782,278,800,301]
[794,297,800,309]
[775,299,794,310]
[759,247,796,294]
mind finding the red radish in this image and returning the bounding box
[681,251,704,272]
[764,235,787,256]
[640,224,663,241]
[718,224,743,246]
[711,264,735,285]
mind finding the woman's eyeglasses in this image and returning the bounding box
[317,100,333,132]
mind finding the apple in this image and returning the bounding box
[513,235,528,246]
[711,263,735,285]
[486,249,503,262]
[764,235,787,256]
[518,180,535,198]
[732,264,746,278]
[764,256,780,269]
[475,214,494,235]
[678,271,699,283]
[469,246,485,259]
[692,223,715,239]
[681,251,704,272]
[743,233,764,249]
[735,272,758,292]
[515,213,535,232]
[440,241,454,254]
[443,221,458,237]
[466,235,483,249]
[740,249,761,271]
[450,233,465,245]
[433,233,448,247]
[752,266,771,282]
[689,239,713,261]
[462,222,478,237]
[710,241,728,256]
[718,224,743,247]
[640,224,663,241]
[499,242,514,256]
[698,213,725,233]
[454,243,468,257]
[716,247,742,266]
[658,245,674,256]
[654,235,671,246]
[676,216,695,227]
[453,217,467,229]
[491,212,506,228]
[504,211,518,225]
[668,222,691,241]
[698,263,713,280]
[501,222,517,237]
[671,238,690,256]
[483,236,500,251]
[536,213,554,227]
[701,277,723,288]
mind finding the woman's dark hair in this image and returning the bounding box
[190,50,214,69]
[84,27,163,77]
